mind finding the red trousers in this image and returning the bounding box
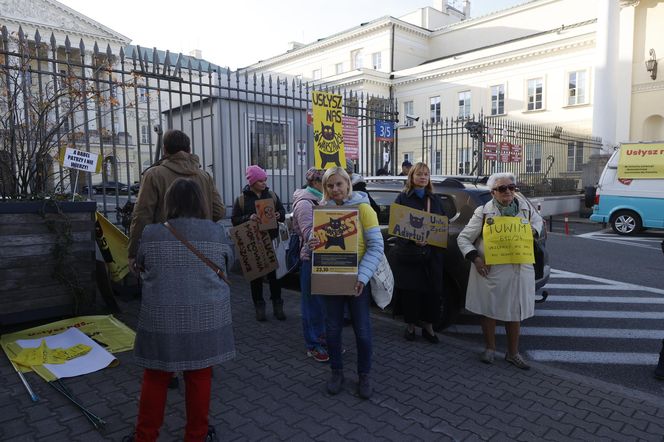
[135,367,212,442]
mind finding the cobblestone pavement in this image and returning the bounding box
[2,274,664,441]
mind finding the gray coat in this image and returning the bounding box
[135,218,235,371]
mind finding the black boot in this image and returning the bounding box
[656,340,664,380]
[358,373,372,399]
[273,299,286,321]
[326,369,344,395]
[255,301,266,322]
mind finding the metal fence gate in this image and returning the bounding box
[0,25,398,222]
[418,114,602,196]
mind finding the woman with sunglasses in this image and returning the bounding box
[457,172,543,370]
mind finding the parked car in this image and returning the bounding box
[82,181,134,195]
[363,175,550,329]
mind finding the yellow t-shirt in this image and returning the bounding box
[357,203,379,258]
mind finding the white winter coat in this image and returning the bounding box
[457,195,543,321]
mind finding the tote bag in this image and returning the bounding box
[370,254,394,309]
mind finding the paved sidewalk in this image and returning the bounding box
[2,274,664,441]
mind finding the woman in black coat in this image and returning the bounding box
[391,162,446,343]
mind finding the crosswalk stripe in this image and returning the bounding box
[547,296,664,304]
[545,283,657,291]
[535,310,664,319]
[449,325,664,339]
[575,232,662,250]
[547,269,664,295]
[526,350,660,365]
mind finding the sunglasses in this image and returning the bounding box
[492,184,518,193]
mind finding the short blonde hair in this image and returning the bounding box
[404,162,433,194]
[321,167,352,203]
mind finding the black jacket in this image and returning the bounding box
[352,181,380,217]
[231,185,286,240]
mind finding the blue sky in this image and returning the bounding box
[58,0,524,69]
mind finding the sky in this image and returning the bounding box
[58,0,524,70]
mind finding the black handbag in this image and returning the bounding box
[533,238,545,280]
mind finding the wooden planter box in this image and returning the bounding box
[0,201,97,327]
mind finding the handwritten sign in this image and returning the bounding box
[312,90,346,169]
[617,143,664,178]
[229,221,278,281]
[388,203,448,248]
[482,216,534,265]
[255,198,277,231]
[60,147,101,173]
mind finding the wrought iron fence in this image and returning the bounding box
[0,25,398,221]
[418,113,602,196]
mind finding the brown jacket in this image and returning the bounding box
[128,151,225,257]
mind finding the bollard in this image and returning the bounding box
[564,216,569,235]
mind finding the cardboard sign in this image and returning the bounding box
[255,198,278,231]
[312,90,346,169]
[388,203,448,248]
[311,207,358,295]
[59,147,101,173]
[482,216,534,265]
[617,143,664,178]
[229,221,278,281]
[342,116,359,160]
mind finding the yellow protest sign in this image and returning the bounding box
[388,203,448,248]
[95,212,130,282]
[618,143,664,178]
[482,216,534,265]
[312,90,346,170]
[10,340,92,367]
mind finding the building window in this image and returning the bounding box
[434,151,442,174]
[490,84,505,115]
[403,101,414,127]
[567,70,587,106]
[335,63,344,75]
[567,141,584,172]
[429,96,440,123]
[249,119,290,173]
[458,90,471,119]
[525,142,543,173]
[457,149,471,175]
[138,87,147,103]
[351,49,363,70]
[527,78,543,111]
[312,69,321,80]
[403,152,413,163]
[372,52,382,70]
[141,125,149,144]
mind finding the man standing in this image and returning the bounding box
[398,160,412,176]
[128,129,225,273]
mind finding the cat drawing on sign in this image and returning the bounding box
[409,213,424,229]
[319,122,342,167]
[324,217,348,250]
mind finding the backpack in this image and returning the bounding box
[286,199,318,273]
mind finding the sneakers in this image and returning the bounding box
[404,327,416,341]
[358,373,372,399]
[505,353,531,370]
[307,347,330,363]
[326,369,344,395]
[480,349,495,364]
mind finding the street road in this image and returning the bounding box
[446,223,664,396]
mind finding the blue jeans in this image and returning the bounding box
[300,260,327,350]
[324,285,372,374]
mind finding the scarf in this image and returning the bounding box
[494,198,519,216]
[413,188,426,199]
[306,186,322,199]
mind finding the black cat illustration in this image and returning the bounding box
[320,150,341,168]
[324,217,348,250]
[409,214,424,229]
[321,122,335,141]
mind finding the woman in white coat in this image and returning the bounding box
[457,172,543,370]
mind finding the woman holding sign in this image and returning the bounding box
[457,172,543,370]
[231,165,287,321]
[312,166,383,399]
[391,162,446,344]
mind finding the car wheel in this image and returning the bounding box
[610,210,642,236]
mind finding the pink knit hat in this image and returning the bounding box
[246,165,267,185]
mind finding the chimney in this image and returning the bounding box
[463,0,471,18]
[189,49,202,59]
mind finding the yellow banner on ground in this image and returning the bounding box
[95,212,130,282]
[482,216,534,265]
[618,143,664,178]
[1,315,135,374]
[312,90,346,170]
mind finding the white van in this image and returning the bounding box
[589,146,664,235]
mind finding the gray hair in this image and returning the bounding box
[487,172,516,189]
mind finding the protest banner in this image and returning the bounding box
[388,203,448,248]
[312,90,346,169]
[482,216,534,265]
[617,143,664,178]
[95,212,129,282]
[310,207,358,295]
[229,221,278,281]
[255,198,278,231]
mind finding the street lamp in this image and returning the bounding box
[645,49,657,80]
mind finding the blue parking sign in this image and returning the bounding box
[375,120,393,142]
